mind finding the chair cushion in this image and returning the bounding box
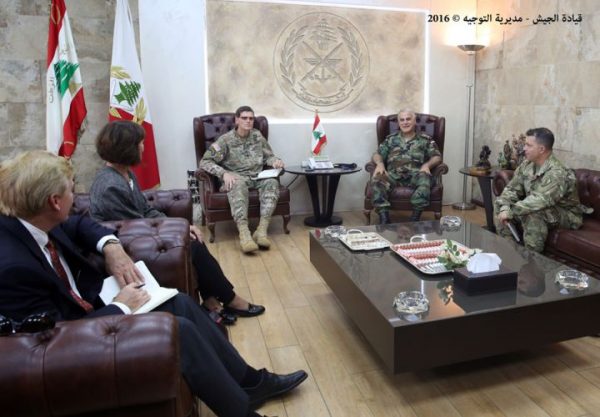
[204,186,290,210]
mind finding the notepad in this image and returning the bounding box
[252,168,282,180]
[99,261,178,314]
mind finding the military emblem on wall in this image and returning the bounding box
[274,12,370,112]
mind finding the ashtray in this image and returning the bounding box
[323,225,346,239]
[393,291,429,315]
[555,270,589,290]
[440,216,462,231]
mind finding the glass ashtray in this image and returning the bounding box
[555,270,589,290]
[324,225,347,239]
[440,215,462,230]
[393,291,429,314]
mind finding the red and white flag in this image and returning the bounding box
[46,0,87,158]
[311,112,327,155]
[109,0,160,190]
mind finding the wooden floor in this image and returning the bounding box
[198,207,600,417]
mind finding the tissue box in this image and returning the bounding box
[453,265,517,294]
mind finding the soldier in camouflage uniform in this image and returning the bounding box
[370,110,442,224]
[494,128,592,253]
[199,106,284,253]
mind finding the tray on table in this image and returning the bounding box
[338,230,392,251]
[391,239,471,275]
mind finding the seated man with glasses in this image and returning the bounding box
[0,150,307,417]
[199,106,285,253]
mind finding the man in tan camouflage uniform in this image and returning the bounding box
[494,127,591,253]
[370,109,442,224]
[199,106,284,253]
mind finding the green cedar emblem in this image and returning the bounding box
[53,60,79,97]
[114,81,142,106]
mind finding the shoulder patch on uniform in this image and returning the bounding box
[211,143,221,152]
[420,133,432,140]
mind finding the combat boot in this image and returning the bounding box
[252,216,271,249]
[409,210,423,222]
[378,210,390,225]
[238,221,258,253]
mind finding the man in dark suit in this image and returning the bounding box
[0,150,307,417]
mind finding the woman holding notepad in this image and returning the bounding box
[89,121,265,325]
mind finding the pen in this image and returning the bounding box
[135,283,146,289]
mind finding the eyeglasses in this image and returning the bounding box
[0,312,56,336]
[239,116,254,121]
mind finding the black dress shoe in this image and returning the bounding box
[245,368,308,409]
[224,303,266,317]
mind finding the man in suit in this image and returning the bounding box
[0,150,307,417]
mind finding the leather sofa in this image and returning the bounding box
[71,189,197,298]
[493,168,600,276]
[0,217,199,417]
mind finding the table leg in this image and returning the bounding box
[323,174,341,222]
[477,176,496,233]
[303,174,343,227]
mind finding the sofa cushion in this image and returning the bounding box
[575,169,600,221]
[546,228,600,270]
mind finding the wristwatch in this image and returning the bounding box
[102,238,121,250]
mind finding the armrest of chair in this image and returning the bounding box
[195,168,219,193]
[492,169,515,196]
[431,162,449,187]
[100,218,193,295]
[143,189,193,223]
[0,313,183,417]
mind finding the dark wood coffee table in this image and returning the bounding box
[310,221,600,373]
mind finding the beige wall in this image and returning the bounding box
[15,1,596,215]
[473,0,600,199]
[0,0,140,192]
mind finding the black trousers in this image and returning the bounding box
[191,240,236,305]
[156,294,250,417]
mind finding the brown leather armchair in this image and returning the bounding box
[193,113,291,242]
[363,113,449,223]
[0,217,199,417]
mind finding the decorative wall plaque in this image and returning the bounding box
[273,12,369,112]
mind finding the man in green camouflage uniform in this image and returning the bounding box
[199,106,284,253]
[494,127,591,253]
[370,110,442,224]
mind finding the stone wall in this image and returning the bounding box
[473,0,600,200]
[0,0,138,191]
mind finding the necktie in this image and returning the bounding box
[45,239,94,313]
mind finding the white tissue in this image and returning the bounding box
[466,253,502,273]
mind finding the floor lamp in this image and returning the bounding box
[452,44,485,210]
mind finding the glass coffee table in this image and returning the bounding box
[310,221,600,373]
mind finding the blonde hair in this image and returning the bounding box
[0,150,73,217]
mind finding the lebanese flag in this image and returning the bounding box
[46,0,87,159]
[109,0,160,190]
[311,112,327,155]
